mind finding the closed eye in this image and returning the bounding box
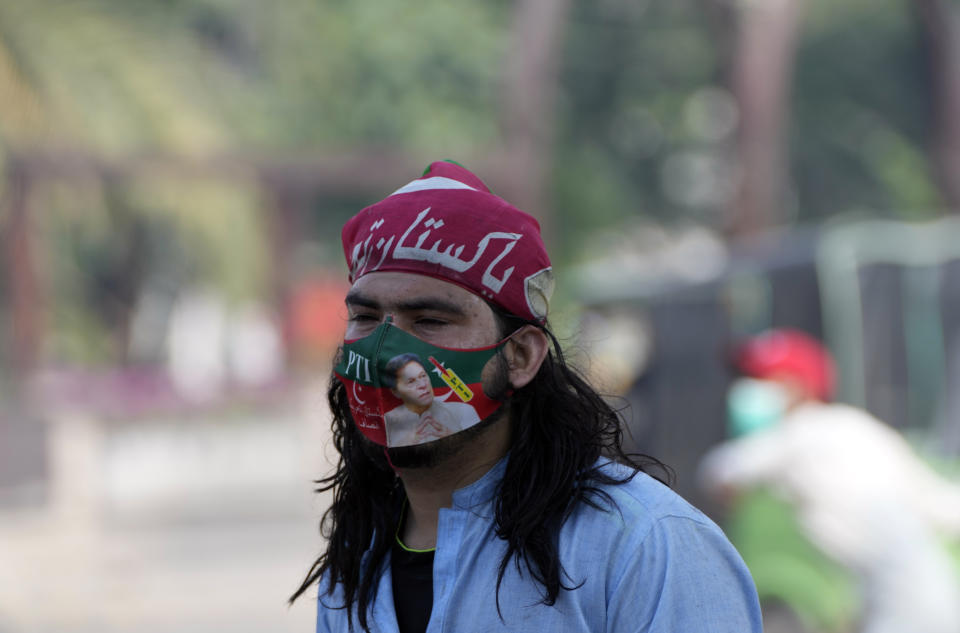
[415,317,448,326]
[346,313,380,336]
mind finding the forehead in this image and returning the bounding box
[346,272,494,317]
[400,361,426,376]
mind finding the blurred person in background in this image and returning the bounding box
[700,328,960,633]
[291,161,762,633]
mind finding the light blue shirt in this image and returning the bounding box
[317,458,762,632]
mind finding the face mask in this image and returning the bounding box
[726,378,788,437]
[334,319,511,448]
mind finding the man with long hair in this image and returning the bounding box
[292,161,761,632]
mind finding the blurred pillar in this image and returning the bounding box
[914,0,960,214]
[500,0,572,240]
[48,412,103,524]
[2,157,41,381]
[725,0,804,236]
[259,177,307,354]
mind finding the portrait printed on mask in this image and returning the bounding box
[382,353,481,446]
[335,320,510,448]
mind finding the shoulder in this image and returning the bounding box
[562,461,762,631]
[584,460,713,527]
[434,399,480,417]
[437,399,475,410]
[559,459,737,560]
[573,461,756,578]
[385,403,412,417]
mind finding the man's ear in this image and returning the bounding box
[503,325,549,389]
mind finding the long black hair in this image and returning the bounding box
[290,311,670,631]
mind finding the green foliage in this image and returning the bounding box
[556,0,725,258]
[0,0,506,153]
[554,0,946,259]
[0,0,948,218]
[32,173,267,364]
[1,0,947,233]
[0,0,954,365]
[551,150,637,262]
[792,0,941,219]
[0,0,511,365]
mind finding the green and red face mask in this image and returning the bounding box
[334,319,511,448]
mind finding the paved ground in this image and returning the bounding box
[0,511,321,633]
[0,383,334,633]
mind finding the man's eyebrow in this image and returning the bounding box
[395,298,467,316]
[344,291,466,316]
[344,290,378,309]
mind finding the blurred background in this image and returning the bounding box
[1,0,960,631]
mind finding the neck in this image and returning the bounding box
[409,402,430,415]
[397,414,510,550]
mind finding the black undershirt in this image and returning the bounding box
[391,537,435,633]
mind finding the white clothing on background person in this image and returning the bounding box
[700,401,960,633]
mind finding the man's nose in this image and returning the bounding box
[376,312,400,329]
[384,313,415,333]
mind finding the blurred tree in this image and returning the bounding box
[555,0,727,258]
[0,0,513,373]
[554,0,949,253]
[1,0,958,374]
[1,159,39,375]
[723,0,805,236]
[500,0,572,238]
[791,0,939,222]
[914,0,960,213]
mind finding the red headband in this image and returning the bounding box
[342,161,553,322]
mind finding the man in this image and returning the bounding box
[700,328,960,633]
[382,353,480,445]
[292,160,761,633]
